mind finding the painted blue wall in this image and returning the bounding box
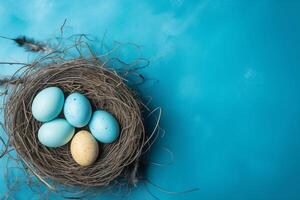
[0,0,300,199]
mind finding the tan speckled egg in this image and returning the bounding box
[70,130,99,166]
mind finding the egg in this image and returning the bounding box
[38,118,75,148]
[70,130,99,166]
[64,92,92,128]
[89,110,120,143]
[32,87,65,122]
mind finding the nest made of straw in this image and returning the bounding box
[2,58,146,188]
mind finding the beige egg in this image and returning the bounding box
[70,130,99,166]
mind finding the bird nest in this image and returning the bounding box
[1,57,151,190]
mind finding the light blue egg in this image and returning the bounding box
[64,92,92,128]
[89,110,120,143]
[38,118,75,148]
[32,87,65,122]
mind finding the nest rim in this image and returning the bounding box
[3,58,146,188]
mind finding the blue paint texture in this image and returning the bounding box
[0,0,300,199]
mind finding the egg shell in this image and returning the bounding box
[70,130,99,166]
[38,118,75,148]
[64,92,92,128]
[89,110,120,143]
[32,87,64,122]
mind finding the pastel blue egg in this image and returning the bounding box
[38,118,75,148]
[32,87,64,122]
[89,110,120,143]
[64,92,92,128]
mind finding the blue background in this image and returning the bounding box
[1,0,300,199]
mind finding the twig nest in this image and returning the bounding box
[3,58,145,187]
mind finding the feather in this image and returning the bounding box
[13,36,50,52]
[0,35,51,53]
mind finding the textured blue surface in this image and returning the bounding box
[1,0,300,199]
